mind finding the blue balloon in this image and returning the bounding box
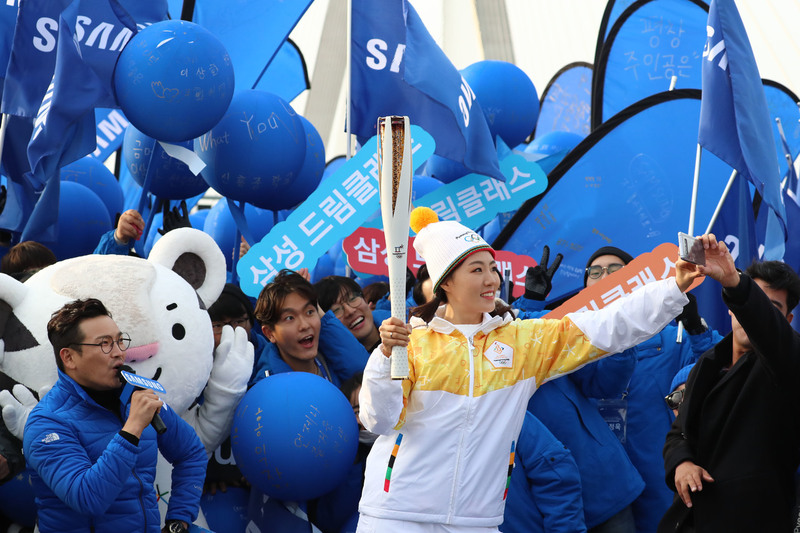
[195,90,307,210]
[525,131,583,157]
[0,470,37,527]
[42,182,112,261]
[114,20,235,142]
[200,486,249,533]
[203,200,275,271]
[122,125,210,199]
[231,372,359,501]
[322,156,346,183]
[460,60,539,147]
[280,116,325,208]
[423,154,469,184]
[60,156,124,220]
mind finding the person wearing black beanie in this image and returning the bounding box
[582,245,720,533]
[584,246,635,287]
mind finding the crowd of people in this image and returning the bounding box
[0,206,798,533]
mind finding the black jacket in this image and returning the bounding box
[659,274,800,532]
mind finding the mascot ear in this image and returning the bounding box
[0,274,38,353]
[148,228,226,308]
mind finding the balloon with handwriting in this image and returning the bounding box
[114,20,234,142]
[122,125,210,199]
[195,90,306,211]
[231,372,358,501]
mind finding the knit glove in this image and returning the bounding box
[158,199,191,236]
[524,245,563,301]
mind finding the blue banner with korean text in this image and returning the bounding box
[591,0,708,129]
[236,125,435,297]
[535,62,593,140]
[495,91,733,303]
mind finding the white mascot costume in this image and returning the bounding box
[0,228,254,528]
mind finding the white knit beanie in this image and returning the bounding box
[412,213,495,293]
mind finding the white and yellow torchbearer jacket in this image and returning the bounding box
[358,278,688,527]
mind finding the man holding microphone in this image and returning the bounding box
[23,298,206,533]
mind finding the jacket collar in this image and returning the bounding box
[57,368,102,406]
[409,304,513,336]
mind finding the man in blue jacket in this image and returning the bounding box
[24,298,206,533]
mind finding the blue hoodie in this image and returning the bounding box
[515,297,644,528]
[249,310,370,388]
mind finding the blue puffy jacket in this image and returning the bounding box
[24,370,206,533]
[619,325,719,533]
[501,412,586,533]
[93,229,134,256]
[250,310,370,388]
[514,297,644,528]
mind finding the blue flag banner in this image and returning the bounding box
[91,108,129,162]
[0,115,33,234]
[351,0,503,182]
[22,0,138,242]
[0,1,18,98]
[236,125,435,297]
[495,90,732,302]
[764,80,800,180]
[1,0,166,117]
[783,141,799,204]
[252,39,309,103]
[534,62,593,140]
[193,0,312,92]
[756,183,800,333]
[694,172,757,335]
[592,0,708,130]
[698,0,786,260]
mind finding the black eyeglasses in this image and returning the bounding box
[586,263,624,279]
[212,316,250,331]
[330,293,365,318]
[665,388,685,410]
[73,334,131,354]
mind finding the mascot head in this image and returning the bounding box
[0,228,226,414]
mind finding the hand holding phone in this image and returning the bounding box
[678,232,705,266]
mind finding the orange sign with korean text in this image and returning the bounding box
[544,242,704,320]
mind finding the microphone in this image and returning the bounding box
[118,365,167,434]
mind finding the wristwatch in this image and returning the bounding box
[166,520,188,533]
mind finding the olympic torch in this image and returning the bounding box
[378,116,413,380]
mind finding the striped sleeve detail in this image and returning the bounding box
[503,440,515,500]
[384,433,403,492]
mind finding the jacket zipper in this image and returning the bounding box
[132,468,147,530]
[448,333,477,521]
